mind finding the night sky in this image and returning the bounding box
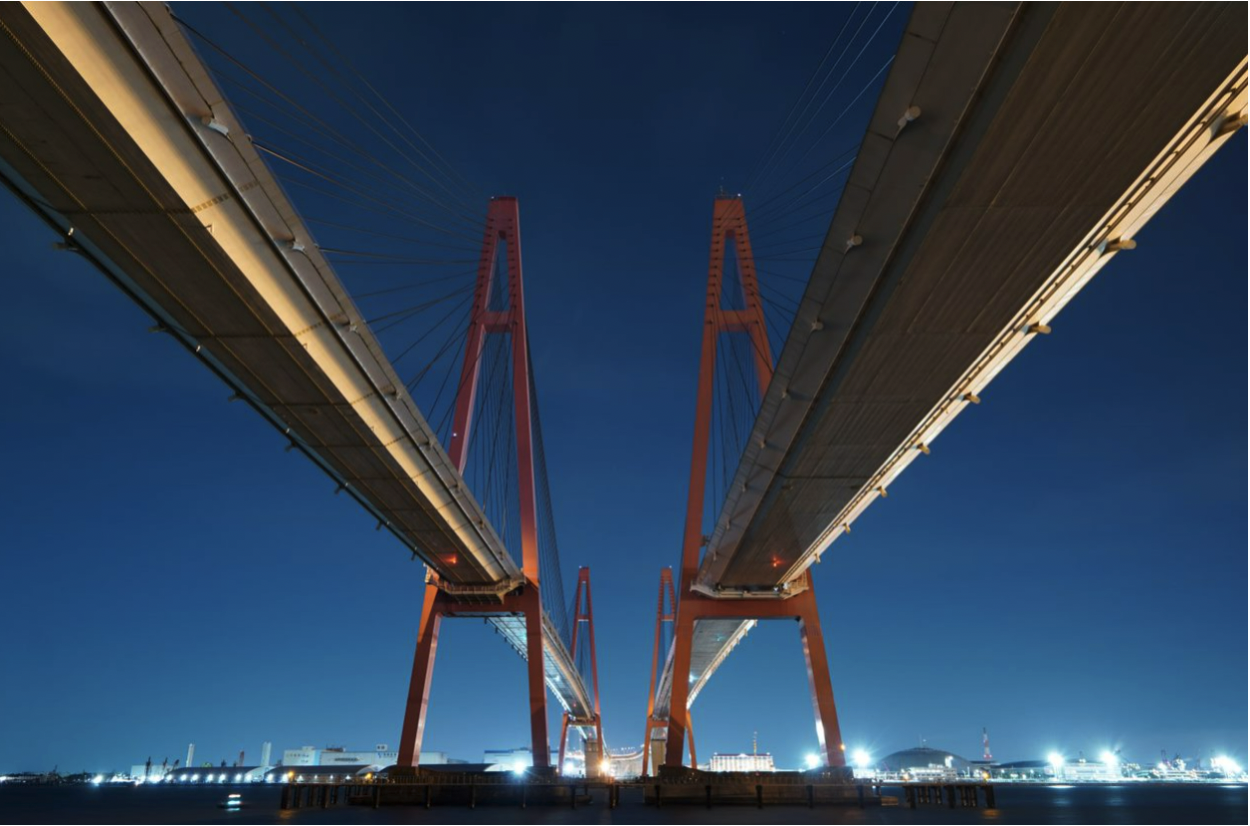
[1,4,1245,774]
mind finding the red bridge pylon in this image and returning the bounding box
[396,196,579,773]
[641,567,684,776]
[655,195,845,770]
[558,567,606,776]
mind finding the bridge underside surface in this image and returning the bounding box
[658,1,1247,720]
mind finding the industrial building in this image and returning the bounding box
[877,747,973,780]
[708,753,776,773]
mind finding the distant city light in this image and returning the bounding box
[600,759,612,775]
[853,749,872,770]
[511,761,527,775]
[805,753,821,770]
[1047,753,1064,769]
[1213,756,1242,775]
[92,775,104,785]
[562,760,576,776]
[1101,751,1118,767]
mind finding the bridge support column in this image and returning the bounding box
[557,568,604,776]
[642,568,677,775]
[521,584,550,769]
[796,576,844,767]
[397,581,443,768]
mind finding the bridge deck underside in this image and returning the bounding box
[701,1,1246,590]
[0,3,504,586]
[0,3,591,718]
[658,2,1246,720]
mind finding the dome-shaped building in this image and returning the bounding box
[878,747,973,774]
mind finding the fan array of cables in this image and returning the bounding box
[174,3,573,644]
[701,2,906,543]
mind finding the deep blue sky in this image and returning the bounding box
[1,4,1245,774]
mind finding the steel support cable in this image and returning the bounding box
[749,179,853,238]
[281,176,481,242]
[387,293,474,367]
[709,337,728,537]
[405,302,475,395]
[763,305,790,358]
[749,157,856,231]
[231,89,479,225]
[480,335,514,548]
[754,4,899,206]
[752,245,822,259]
[269,4,482,214]
[532,409,568,628]
[529,358,571,643]
[412,314,474,439]
[218,72,483,232]
[250,137,482,238]
[755,267,813,285]
[742,1,863,194]
[714,332,749,524]
[749,154,857,228]
[237,100,470,225]
[759,290,800,320]
[429,327,478,444]
[724,329,763,440]
[224,2,483,224]
[751,238,826,256]
[255,142,482,242]
[261,1,482,211]
[749,9,894,211]
[352,270,478,299]
[305,217,479,254]
[363,283,475,327]
[757,278,801,310]
[748,210,839,243]
[467,335,508,555]
[767,52,896,192]
[322,247,476,265]
[174,15,484,231]
[747,3,872,205]
[714,314,745,491]
[746,144,858,220]
[291,3,486,204]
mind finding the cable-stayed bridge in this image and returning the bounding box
[0,1,1243,780]
[0,2,602,772]
[644,2,1246,771]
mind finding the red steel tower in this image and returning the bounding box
[655,195,845,769]
[396,197,599,773]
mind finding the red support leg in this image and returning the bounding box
[397,581,443,768]
[663,609,697,766]
[557,713,570,774]
[642,568,676,775]
[521,584,550,768]
[687,711,697,769]
[795,575,845,767]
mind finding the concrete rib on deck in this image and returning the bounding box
[655,1,1247,724]
[0,1,592,718]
